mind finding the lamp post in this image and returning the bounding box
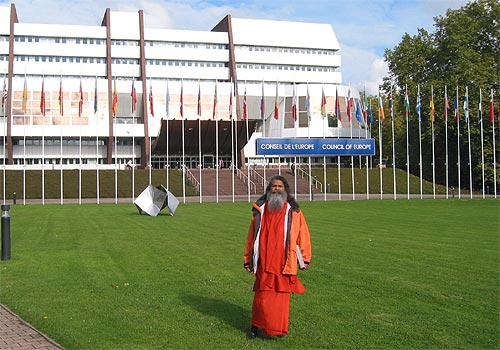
[1,204,10,261]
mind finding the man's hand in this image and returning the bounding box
[244,263,252,273]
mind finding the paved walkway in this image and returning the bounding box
[0,304,63,350]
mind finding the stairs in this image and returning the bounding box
[187,166,317,197]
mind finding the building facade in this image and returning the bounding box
[0,4,368,170]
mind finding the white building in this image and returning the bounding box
[0,4,369,170]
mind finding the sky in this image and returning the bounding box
[1,0,471,94]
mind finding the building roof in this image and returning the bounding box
[230,17,340,50]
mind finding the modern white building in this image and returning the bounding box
[0,4,369,170]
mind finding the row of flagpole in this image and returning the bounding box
[376,84,498,199]
[1,76,499,204]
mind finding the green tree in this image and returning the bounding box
[382,0,500,192]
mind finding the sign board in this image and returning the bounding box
[256,138,376,156]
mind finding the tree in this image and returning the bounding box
[381,0,500,192]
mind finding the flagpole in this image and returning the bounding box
[367,96,372,200]
[405,84,410,200]
[307,83,312,201]
[60,79,63,205]
[293,83,297,199]
[181,78,186,204]
[390,86,396,200]
[95,77,100,204]
[230,79,235,202]
[165,79,170,190]
[214,79,219,203]
[491,89,497,198]
[479,88,484,198]
[322,84,327,201]
[492,108,497,199]
[430,85,436,199]
[78,76,83,205]
[197,79,202,203]
[465,86,472,199]
[348,87,354,200]
[2,75,5,205]
[417,84,423,199]
[94,75,99,204]
[131,76,135,203]
[456,86,461,199]
[148,78,152,186]
[41,75,45,205]
[378,87,383,200]
[243,81,250,202]
[445,85,449,199]
[334,85,341,200]
[22,73,27,205]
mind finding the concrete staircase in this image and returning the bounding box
[186,166,318,197]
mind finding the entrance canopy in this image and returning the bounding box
[151,119,258,161]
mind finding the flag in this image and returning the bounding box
[21,76,27,113]
[416,85,421,121]
[58,77,64,116]
[453,90,459,122]
[355,98,363,124]
[94,78,98,115]
[213,80,218,119]
[478,88,482,123]
[40,77,46,116]
[197,81,202,117]
[180,79,184,118]
[463,87,469,121]
[112,78,118,117]
[346,87,352,121]
[78,78,83,117]
[291,83,297,122]
[321,85,327,118]
[389,90,394,120]
[363,88,369,122]
[404,86,410,120]
[131,80,137,114]
[378,90,385,122]
[489,89,495,123]
[444,86,450,122]
[260,81,265,120]
[429,86,435,123]
[165,80,171,118]
[369,98,374,125]
[305,83,311,121]
[149,81,154,117]
[274,81,279,120]
[335,86,341,122]
[2,77,7,108]
[229,79,233,120]
[243,84,248,120]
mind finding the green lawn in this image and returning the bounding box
[0,199,498,349]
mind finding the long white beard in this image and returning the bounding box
[267,191,286,211]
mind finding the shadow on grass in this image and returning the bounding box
[181,294,249,332]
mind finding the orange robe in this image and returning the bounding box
[251,204,306,336]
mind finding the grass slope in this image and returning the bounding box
[0,199,498,349]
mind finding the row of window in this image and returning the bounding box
[15,36,107,45]
[14,55,107,64]
[240,45,336,56]
[146,59,227,68]
[237,63,335,73]
[11,35,228,50]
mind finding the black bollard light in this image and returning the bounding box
[1,204,10,261]
[12,192,16,205]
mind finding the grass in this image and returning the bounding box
[0,199,498,349]
[1,166,460,201]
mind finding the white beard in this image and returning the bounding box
[267,191,286,211]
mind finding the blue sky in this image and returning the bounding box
[2,0,471,94]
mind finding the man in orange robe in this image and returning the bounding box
[243,175,312,339]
